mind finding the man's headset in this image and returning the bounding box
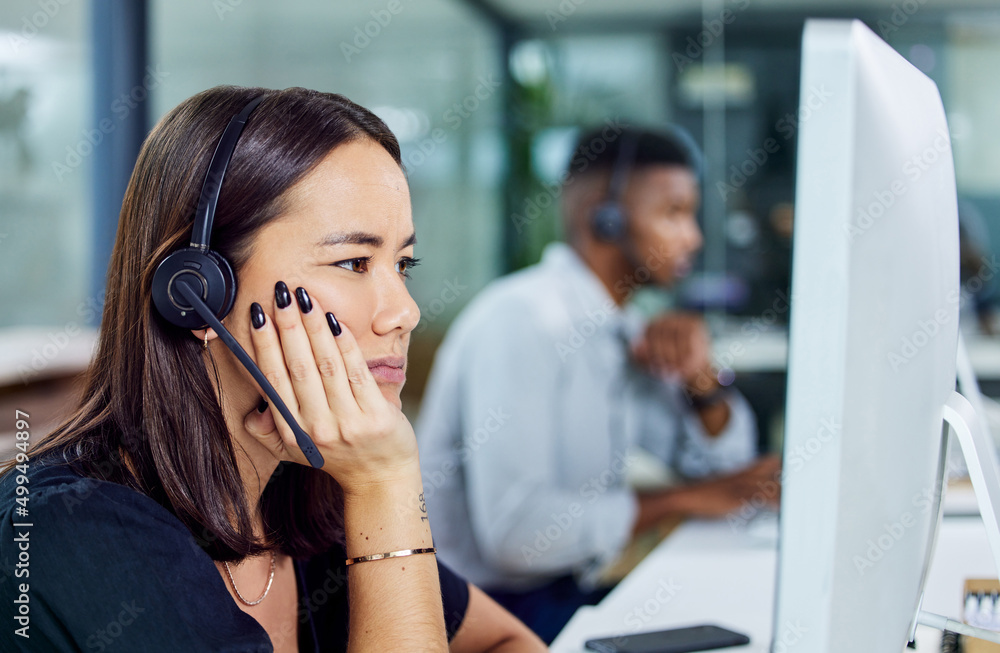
[590,131,639,243]
[588,126,702,243]
[151,95,324,469]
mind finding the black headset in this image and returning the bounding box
[151,95,324,469]
[590,130,639,243]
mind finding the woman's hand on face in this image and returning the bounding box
[241,281,418,493]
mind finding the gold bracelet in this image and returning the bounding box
[345,547,436,566]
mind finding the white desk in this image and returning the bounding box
[552,515,997,652]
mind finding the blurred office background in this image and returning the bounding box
[4,0,1000,451]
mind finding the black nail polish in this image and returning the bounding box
[256,397,268,413]
[295,287,312,314]
[326,312,342,336]
[250,302,266,329]
[275,281,291,309]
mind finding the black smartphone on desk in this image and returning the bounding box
[584,624,750,653]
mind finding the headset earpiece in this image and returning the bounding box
[591,201,628,242]
[590,131,639,243]
[151,247,236,329]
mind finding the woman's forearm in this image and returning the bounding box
[343,464,447,653]
[449,583,548,653]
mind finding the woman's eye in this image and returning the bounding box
[397,257,421,279]
[333,257,369,273]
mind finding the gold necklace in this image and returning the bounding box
[223,550,277,606]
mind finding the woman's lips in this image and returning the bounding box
[367,356,406,384]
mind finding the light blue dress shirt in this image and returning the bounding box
[416,242,757,592]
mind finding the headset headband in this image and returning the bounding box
[606,131,639,203]
[190,95,265,250]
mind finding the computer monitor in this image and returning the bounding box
[772,18,990,652]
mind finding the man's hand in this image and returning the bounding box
[632,312,718,395]
[671,455,782,518]
[633,456,782,534]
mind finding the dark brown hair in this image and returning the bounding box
[15,86,402,561]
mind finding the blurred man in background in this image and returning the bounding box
[417,126,779,643]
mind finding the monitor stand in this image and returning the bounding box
[913,335,1000,644]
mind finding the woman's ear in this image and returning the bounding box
[190,327,219,348]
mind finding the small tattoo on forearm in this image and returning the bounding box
[418,492,428,522]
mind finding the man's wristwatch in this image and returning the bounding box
[689,386,731,410]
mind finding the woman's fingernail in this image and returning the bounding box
[257,397,268,413]
[295,287,312,314]
[275,281,291,309]
[326,312,342,336]
[250,302,266,329]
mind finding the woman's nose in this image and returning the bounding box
[371,274,420,336]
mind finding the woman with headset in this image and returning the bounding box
[0,86,544,652]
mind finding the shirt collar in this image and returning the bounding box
[540,241,648,343]
[541,242,617,313]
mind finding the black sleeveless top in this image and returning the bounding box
[0,460,468,652]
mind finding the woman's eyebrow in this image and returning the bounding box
[315,231,417,251]
[316,231,382,248]
[399,232,417,250]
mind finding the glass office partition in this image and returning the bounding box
[0,1,92,328]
